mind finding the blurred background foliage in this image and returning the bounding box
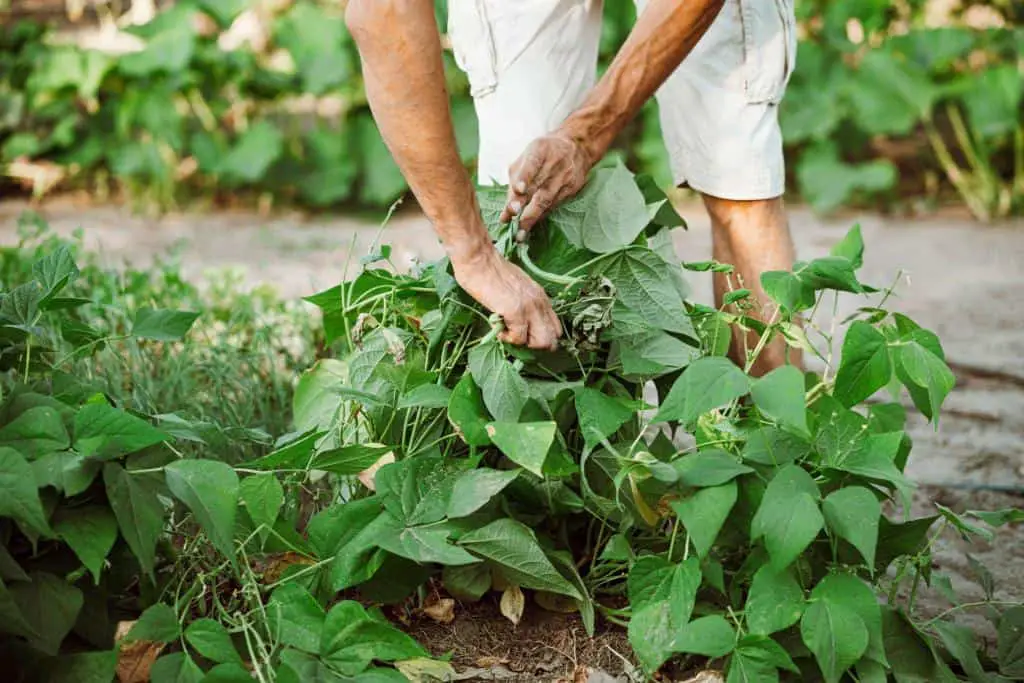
[0,0,1021,219]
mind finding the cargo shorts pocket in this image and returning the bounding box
[739,0,797,104]
[447,0,499,98]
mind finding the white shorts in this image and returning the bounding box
[447,0,797,201]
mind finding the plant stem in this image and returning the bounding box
[667,519,679,560]
[53,334,131,368]
[822,291,840,382]
[743,309,781,374]
[921,601,1022,628]
[908,564,922,612]
[516,242,579,287]
[924,116,990,222]
[22,337,31,380]
[888,557,910,605]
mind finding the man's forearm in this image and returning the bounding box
[346,0,489,261]
[560,0,725,165]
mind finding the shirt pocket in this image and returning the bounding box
[447,0,499,98]
[740,0,797,104]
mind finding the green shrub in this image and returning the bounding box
[1,169,1021,681]
[2,2,1020,216]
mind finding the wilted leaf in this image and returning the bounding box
[499,585,525,626]
[358,452,396,491]
[421,597,455,625]
[116,620,165,683]
[394,658,458,683]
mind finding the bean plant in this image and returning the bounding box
[1,166,1022,681]
[283,165,1024,681]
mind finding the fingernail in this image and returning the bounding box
[510,200,522,214]
[515,181,527,193]
[515,229,527,243]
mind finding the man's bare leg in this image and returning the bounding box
[703,194,800,377]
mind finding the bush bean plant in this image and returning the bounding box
[0,167,1022,681]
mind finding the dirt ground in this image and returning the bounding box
[2,196,1022,681]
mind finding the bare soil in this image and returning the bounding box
[2,196,1022,682]
[404,599,635,682]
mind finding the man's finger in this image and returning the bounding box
[546,307,563,340]
[527,326,556,351]
[500,187,524,223]
[498,321,529,347]
[525,301,561,350]
[500,174,531,223]
[518,190,555,232]
[500,189,527,224]
[528,318,560,351]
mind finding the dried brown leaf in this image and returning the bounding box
[115,620,164,683]
[499,585,525,626]
[422,597,455,625]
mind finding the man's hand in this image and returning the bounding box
[499,132,593,234]
[450,245,562,351]
[346,1,560,351]
[497,0,724,238]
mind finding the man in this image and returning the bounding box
[345,0,798,375]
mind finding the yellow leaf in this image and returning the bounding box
[499,585,525,626]
[534,590,578,614]
[628,473,661,526]
[394,658,457,682]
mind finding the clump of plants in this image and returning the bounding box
[1,166,1021,682]
[1,214,317,459]
[286,163,1024,681]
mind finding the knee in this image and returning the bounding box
[702,194,784,230]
